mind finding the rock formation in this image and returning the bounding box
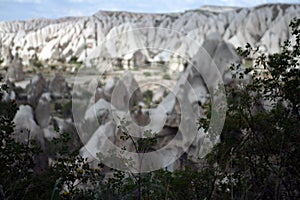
[78,36,242,169]
[13,105,48,172]
[35,94,50,128]
[27,73,47,106]
[0,4,299,66]
[6,53,25,82]
[49,73,69,98]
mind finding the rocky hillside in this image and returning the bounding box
[0,4,299,66]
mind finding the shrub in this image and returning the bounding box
[162,73,171,80]
[143,71,151,77]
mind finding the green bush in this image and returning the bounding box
[0,77,41,199]
[143,71,151,77]
[199,17,300,199]
[162,73,171,80]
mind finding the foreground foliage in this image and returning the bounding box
[202,18,300,199]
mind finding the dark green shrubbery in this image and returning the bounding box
[30,56,43,69]
[0,77,41,199]
[199,17,300,199]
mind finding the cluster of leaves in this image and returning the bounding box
[54,101,72,118]
[143,90,153,108]
[0,77,41,199]
[69,56,83,69]
[162,73,171,80]
[201,17,300,199]
[143,72,152,77]
[29,55,43,69]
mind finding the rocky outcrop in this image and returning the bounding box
[13,105,48,172]
[103,77,118,101]
[6,53,24,82]
[13,105,43,143]
[110,71,143,110]
[35,94,50,128]
[0,4,299,66]
[49,73,69,98]
[80,121,117,168]
[27,73,47,106]
[78,39,237,169]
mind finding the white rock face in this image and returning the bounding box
[84,98,112,122]
[152,86,167,103]
[6,54,25,82]
[49,73,69,97]
[13,105,44,145]
[104,77,118,100]
[110,71,143,110]
[80,121,117,168]
[27,73,47,105]
[202,33,242,84]
[35,95,50,128]
[77,40,240,167]
[13,105,49,172]
[0,4,299,66]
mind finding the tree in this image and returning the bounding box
[0,76,41,199]
[200,17,300,199]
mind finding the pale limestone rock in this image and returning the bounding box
[27,73,47,106]
[13,105,48,172]
[0,4,298,65]
[152,86,166,103]
[103,77,118,100]
[84,98,112,122]
[80,121,117,168]
[95,88,105,102]
[13,105,45,147]
[6,53,25,82]
[49,73,69,97]
[110,71,143,110]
